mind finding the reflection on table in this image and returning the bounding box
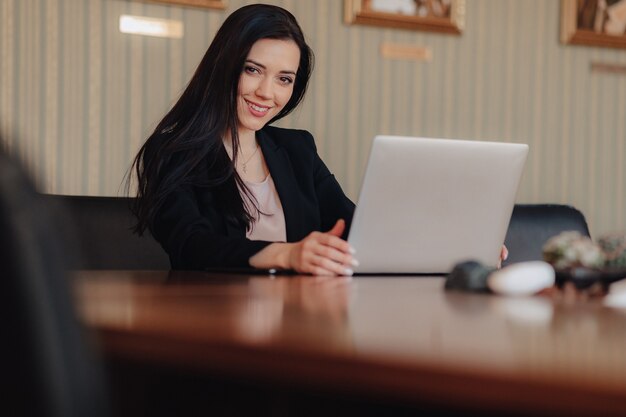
[74,271,626,416]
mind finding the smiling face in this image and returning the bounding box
[236,38,301,137]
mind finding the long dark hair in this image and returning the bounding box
[128,4,314,235]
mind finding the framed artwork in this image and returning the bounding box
[344,0,465,34]
[561,0,626,49]
[147,0,226,9]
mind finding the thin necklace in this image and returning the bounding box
[241,143,259,174]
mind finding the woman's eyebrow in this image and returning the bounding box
[245,59,296,76]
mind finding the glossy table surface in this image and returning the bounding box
[74,271,626,416]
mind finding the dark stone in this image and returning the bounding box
[445,260,495,293]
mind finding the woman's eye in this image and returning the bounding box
[279,76,294,85]
[245,66,260,74]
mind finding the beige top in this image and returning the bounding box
[242,174,287,242]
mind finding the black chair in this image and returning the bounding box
[42,195,171,270]
[1,150,109,417]
[503,204,591,266]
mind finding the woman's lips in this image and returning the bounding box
[246,99,271,117]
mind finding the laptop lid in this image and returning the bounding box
[348,136,529,274]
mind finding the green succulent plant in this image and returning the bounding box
[543,231,626,271]
[542,231,604,270]
[598,233,626,269]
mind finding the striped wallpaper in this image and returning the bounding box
[1,0,625,236]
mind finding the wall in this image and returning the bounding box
[1,0,625,235]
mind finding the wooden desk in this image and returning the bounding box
[74,271,626,416]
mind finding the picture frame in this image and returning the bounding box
[561,0,626,49]
[344,0,465,35]
[147,0,226,9]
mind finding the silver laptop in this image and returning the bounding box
[348,136,529,274]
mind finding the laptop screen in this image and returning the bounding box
[348,136,528,274]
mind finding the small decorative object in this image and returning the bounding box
[487,262,555,296]
[446,260,555,296]
[445,260,494,292]
[598,233,626,268]
[542,231,626,289]
[542,231,604,270]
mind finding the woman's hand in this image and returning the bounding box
[249,219,358,276]
[497,245,509,269]
[287,219,358,276]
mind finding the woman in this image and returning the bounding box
[129,4,357,276]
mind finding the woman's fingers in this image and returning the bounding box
[497,245,509,269]
[311,254,354,276]
[327,219,345,237]
[290,225,358,276]
[501,245,509,261]
[300,244,354,276]
[317,231,354,256]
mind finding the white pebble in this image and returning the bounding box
[488,261,555,296]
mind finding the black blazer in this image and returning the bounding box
[152,126,355,270]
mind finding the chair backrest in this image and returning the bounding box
[42,194,170,270]
[503,204,590,266]
[1,150,108,417]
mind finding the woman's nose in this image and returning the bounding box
[255,77,273,98]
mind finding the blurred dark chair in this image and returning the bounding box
[1,150,109,417]
[503,204,591,266]
[42,195,170,270]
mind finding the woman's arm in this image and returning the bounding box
[152,185,271,269]
[253,130,357,275]
[153,129,357,274]
[250,219,357,276]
